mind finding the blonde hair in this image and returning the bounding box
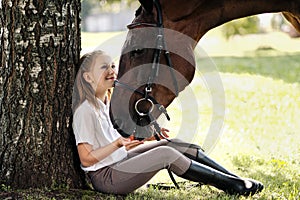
[72,50,112,113]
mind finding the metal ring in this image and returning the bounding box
[134,98,154,116]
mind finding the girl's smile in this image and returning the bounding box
[105,75,116,81]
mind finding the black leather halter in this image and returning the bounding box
[114,1,192,189]
[113,0,179,140]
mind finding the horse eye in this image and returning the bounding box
[130,48,145,57]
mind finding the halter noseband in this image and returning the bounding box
[114,0,178,139]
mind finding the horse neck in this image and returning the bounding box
[161,0,299,45]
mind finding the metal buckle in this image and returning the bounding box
[145,86,152,93]
[135,98,154,117]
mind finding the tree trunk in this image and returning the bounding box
[0,0,86,189]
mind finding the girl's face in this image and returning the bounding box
[84,54,117,97]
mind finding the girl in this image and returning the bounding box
[72,50,263,196]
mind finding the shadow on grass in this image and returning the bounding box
[0,187,240,200]
[0,188,127,200]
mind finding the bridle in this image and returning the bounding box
[113,0,179,140]
[114,1,202,189]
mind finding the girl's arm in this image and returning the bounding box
[77,137,143,167]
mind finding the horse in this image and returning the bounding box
[109,0,300,140]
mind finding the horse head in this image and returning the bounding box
[109,0,198,139]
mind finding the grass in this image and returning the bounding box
[3,31,300,199]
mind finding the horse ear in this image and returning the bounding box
[139,0,154,13]
[162,0,203,21]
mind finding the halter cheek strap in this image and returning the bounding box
[145,0,179,98]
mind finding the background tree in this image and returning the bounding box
[0,0,87,189]
[222,16,260,39]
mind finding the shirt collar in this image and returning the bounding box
[97,97,109,112]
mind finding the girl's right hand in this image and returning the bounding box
[116,137,144,150]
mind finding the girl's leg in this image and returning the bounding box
[180,160,264,196]
[89,165,158,195]
[127,139,196,158]
[129,138,238,177]
[167,139,263,195]
[127,139,168,156]
[167,139,239,177]
[90,146,191,195]
[90,145,263,196]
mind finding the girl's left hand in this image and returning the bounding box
[160,128,170,138]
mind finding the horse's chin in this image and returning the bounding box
[109,93,159,139]
[111,115,155,140]
[111,117,134,138]
[116,128,132,138]
[134,124,156,140]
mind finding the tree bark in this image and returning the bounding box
[0,0,86,189]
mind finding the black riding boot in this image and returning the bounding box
[169,140,238,177]
[180,161,264,196]
[184,149,239,177]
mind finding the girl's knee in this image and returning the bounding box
[169,138,184,143]
[152,146,182,161]
[153,146,177,154]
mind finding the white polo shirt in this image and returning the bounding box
[73,99,127,172]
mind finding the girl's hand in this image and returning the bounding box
[144,128,170,141]
[160,128,170,138]
[125,139,144,150]
[115,137,144,150]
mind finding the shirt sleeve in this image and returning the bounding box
[72,104,96,146]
